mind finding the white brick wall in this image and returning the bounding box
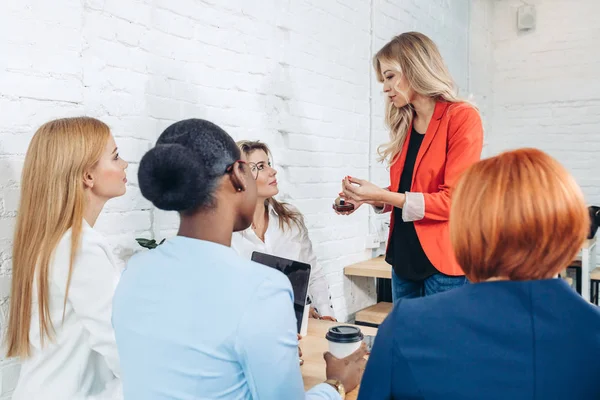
[489,0,600,204]
[0,0,482,396]
[469,0,494,157]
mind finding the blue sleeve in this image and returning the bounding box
[236,274,340,400]
[357,309,394,400]
[357,306,422,400]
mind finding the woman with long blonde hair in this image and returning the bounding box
[338,32,484,300]
[7,117,128,400]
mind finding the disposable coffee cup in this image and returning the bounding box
[325,325,364,359]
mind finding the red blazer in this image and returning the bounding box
[383,101,483,276]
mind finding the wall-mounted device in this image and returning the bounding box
[517,4,536,31]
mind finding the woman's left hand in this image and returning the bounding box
[342,176,386,204]
[309,307,321,319]
[310,306,338,321]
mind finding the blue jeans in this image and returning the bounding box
[391,269,468,302]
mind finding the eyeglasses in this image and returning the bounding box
[247,161,272,180]
[226,160,272,181]
[225,160,257,181]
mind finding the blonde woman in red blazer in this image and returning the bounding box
[339,32,484,300]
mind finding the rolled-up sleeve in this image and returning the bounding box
[401,192,425,222]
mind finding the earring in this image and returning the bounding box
[237,187,242,192]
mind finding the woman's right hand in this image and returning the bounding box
[323,343,368,392]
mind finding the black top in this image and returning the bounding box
[385,128,438,281]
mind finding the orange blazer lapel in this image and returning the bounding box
[412,102,450,185]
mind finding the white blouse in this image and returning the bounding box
[13,221,123,400]
[231,206,334,317]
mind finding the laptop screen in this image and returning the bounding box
[250,251,311,333]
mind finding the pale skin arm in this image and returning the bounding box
[339,176,406,210]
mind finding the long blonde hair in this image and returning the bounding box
[374,32,466,164]
[236,140,306,232]
[6,117,110,358]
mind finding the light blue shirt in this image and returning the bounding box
[113,236,339,400]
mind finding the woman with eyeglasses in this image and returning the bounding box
[112,120,365,399]
[231,140,336,321]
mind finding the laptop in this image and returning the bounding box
[250,251,311,335]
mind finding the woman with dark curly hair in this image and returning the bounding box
[112,119,366,400]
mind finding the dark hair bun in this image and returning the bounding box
[137,118,240,212]
[138,143,209,211]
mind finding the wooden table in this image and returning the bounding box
[301,319,378,400]
[343,256,391,279]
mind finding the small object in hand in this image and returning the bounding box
[333,196,354,212]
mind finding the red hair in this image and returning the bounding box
[450,148,588,282]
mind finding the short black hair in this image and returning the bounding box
[138,118,240,212]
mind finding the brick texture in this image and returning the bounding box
[489,0,600,203]
[0,0,485,395]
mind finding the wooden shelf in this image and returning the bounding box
[355,302,393,326]
[344,256,392,279]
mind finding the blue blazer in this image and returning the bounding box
[358,279,600,400]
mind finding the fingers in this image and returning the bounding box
[342,183,359,200]
[323,343,368,364]
[332,204,354,216]
[341,176,360,198]
[347,342,368,361]
[347,176,364,185]
[309,307,322,319]
[343,177,358,192]
[357,357,367,371]
[337,177,365,211]
[343,179,364,201]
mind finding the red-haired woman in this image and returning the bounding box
[357,148,600,399]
